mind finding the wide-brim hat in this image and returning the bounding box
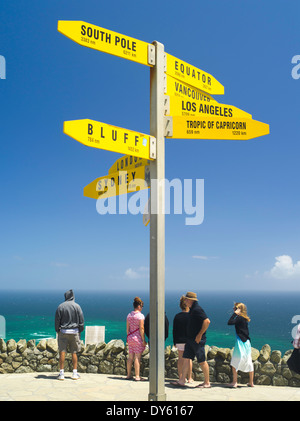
[183,291,198,301]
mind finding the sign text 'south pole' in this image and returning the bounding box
[148,41,166,401]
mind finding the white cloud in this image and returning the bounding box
[192,255,218,260]
[268,255,300,280]
[51,262,69,268]
[124,266,148,280]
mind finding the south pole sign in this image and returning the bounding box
[58,20,269,401]
[57,21,155,66]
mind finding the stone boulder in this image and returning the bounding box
[0,338,7,353]
[260,361,276,377]
[6,339,17,353]
[104,340,125,356]
[17,339,27,354]
[259,344,271,362]
[251,347,260,361]
[46,339,58,354]
[37,339,47,352]
[216,348,231,360]
[270,350,281,364]
[95,342,106,354]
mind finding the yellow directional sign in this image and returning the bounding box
[63,119,156,160]
[166,54,224,95]
[165,116,269,141]
[57,21,154,66]
[165,74,217,103]
[108,155,150,174]
[165,95,252,119]
[84,166,150,200]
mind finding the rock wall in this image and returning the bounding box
[0,338,299,386]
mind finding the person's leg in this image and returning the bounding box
[127,353,134,378]
[72,352,78,370]
[178,358,191,385]
[57,351,66,380]
[194,343,210,388]
[248,371,254,387]
[198,361,210,387]
[59,351,65,370]
[134,353,142,380]
[187,359,193,383]
[227,366,238,387]
[177,350,184,379]
[71,352,80,379]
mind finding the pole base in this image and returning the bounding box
[148,393,167,401]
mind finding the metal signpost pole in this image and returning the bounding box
[148,41,166,402]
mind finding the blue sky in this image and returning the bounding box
[1,0,300,292]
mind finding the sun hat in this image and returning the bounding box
[183,291,198,301]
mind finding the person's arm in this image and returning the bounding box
[195,318,210,344]
[228,308,241,325]
[139,319,146,345]
[78,307,84,333]
[55,309,60,333]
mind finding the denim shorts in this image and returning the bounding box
[183,338,206,363]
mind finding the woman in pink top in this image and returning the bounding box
[126,296,146,380]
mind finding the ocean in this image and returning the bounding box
[0,289,299,354]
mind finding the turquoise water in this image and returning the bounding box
[0,290,299,353]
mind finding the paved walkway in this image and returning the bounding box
[0,373,300,401]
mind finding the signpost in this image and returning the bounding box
[108,155,150,174]
[165,115,269,140]
[149,41,166,401]
[58,20,269,402]
[63,119,156,160]
[165,74,217,103]
[165,53,224,95]
[57,21,155,66]
[164,95,252,119]
[84,166,150,200]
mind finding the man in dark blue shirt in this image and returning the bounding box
[173,291,211,388]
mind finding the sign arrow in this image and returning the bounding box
[63,119,156,160]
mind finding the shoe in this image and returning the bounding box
[72,372,80,380]
[57,373,64,381]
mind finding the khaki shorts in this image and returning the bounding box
[58,332,81,354]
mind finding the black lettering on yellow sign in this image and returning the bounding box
[97,171,137,192]
[81,25,111,42]
[186,120,247,130]
[87,124,141,145]
[81,25,137,52]
[174,61,212,86]
[116,156,144,171]
[174,82,212,101]
[180,101,233,117]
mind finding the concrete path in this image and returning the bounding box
[0,373,300,401]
